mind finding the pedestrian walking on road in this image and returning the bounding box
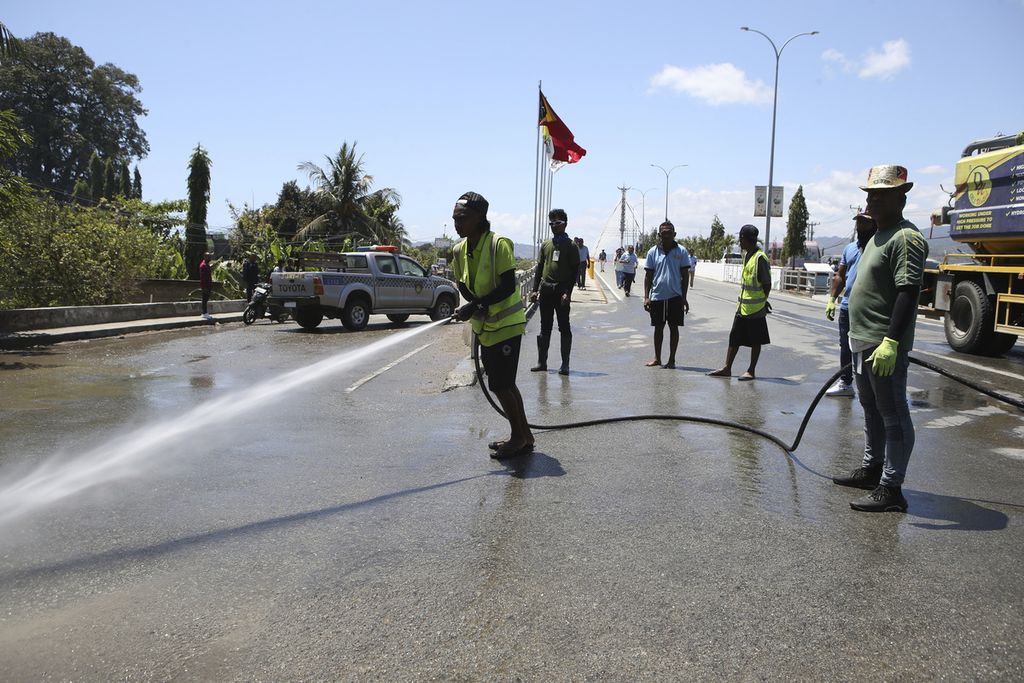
[619,244,638,297]
[688,253,698,288]
[598,249,607,272]
[199,252,214,320]
[242,253,260,302]
[576,238,590,289]
[832,165,928,513]
[529,208,579,376]
[708,224,771,380]
[643,222,690,369]
[450,192,534,460]
[825,213,877,398]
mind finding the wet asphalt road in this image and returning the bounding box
[1,275,1023,681]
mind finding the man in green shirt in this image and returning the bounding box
[832,165,928,513]
[529,208,580,375]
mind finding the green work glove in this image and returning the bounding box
[825,296,837,321]
[867,337,899,376]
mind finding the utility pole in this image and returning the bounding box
[807,221,818,242]
[617,185,631,248]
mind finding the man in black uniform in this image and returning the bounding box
[529,208,580,376]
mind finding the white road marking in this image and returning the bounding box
[912,348,1024,382]
[598,271,624,302]
[345,342,434,393]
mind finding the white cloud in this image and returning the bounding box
[820,39,911,81]
[916,164,946,175]
[648,63,772,105]
[858,39,911,80]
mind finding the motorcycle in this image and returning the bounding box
[243,282,290,325]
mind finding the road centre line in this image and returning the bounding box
[345,342,435,393]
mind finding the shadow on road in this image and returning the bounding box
[0,470,527,583]
[906,490,1011,531]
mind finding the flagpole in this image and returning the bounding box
[532,82,543,261]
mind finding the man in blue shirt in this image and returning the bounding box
[825,213,877,397]
[643,221,690,368]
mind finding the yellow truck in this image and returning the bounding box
[929,132,1024,356]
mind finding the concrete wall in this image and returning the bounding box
[696,261,785,289]
[126,279,229,304]
[0,299,246,332]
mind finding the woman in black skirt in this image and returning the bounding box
[708,224,771,381]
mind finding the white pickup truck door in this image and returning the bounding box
[372,255,406,309]
[398,257,434,308]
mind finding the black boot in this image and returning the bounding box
[558,334,572,375]
[531,335,549,372]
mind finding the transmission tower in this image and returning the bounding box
[617,185,631,248]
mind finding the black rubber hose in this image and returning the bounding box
[470,335,1024,454]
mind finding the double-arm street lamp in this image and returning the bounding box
[740,26,818,255]
[632,187,658,243]
[650,163,687,222]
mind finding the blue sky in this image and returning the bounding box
[7,0,1024,254]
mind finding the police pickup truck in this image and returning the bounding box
[270,247,460,330]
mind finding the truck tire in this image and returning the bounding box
[341,297,370,331]
[294,308,323,330]
[430,294,456,321]
[386,314,410,325]
[944,280,992,354]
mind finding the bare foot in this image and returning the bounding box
[707,368,731,377]
[738,372,755,381]
[645,359,662,367]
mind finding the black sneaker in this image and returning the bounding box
[850,484,908,513]
[832,466,882,490]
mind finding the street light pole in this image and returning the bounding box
[740,26,818,258]
[650,163,687,222]
[632,187,658,245]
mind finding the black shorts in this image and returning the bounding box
[648,296,684,327]
[479,335,522,392]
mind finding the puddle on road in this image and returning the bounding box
[910,386,991,411]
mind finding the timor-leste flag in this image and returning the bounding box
[538,91,586,164]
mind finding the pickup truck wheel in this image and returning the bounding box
[294,308,323,330]
[430,294,456,321]
[944,280,992,354]
[386,314,410,325]
[342,297,370,331]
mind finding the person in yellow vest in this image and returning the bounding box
[708,224,771,381]
[450,192,533,459]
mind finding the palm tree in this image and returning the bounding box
[363,188,409,248]
[0,21,20,61]
[296,142,375,242]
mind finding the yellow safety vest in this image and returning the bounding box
[453,231,526,344]
[737,249,769,316]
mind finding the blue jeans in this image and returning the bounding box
[838,307,852,384]
[854,347,914,487]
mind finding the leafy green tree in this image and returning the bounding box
[267,180,305,240]
[88,151,104,203]
[782,185,809,266]
[227,202,277,268]
[185,143,211,278]
[132,166,142,199]
[363,188,408,247]
[0,195,174,308]
[0,32,149,197]
[709,215,726,243]
[0,110,31,217]
[103,158,117,199]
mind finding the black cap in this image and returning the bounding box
[456,192,489,214]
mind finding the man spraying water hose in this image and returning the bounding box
[832,165,928,513]
[450,192,534,459]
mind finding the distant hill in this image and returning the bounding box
[815,231,965,260]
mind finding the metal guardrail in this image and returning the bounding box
[780,268,831,296]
